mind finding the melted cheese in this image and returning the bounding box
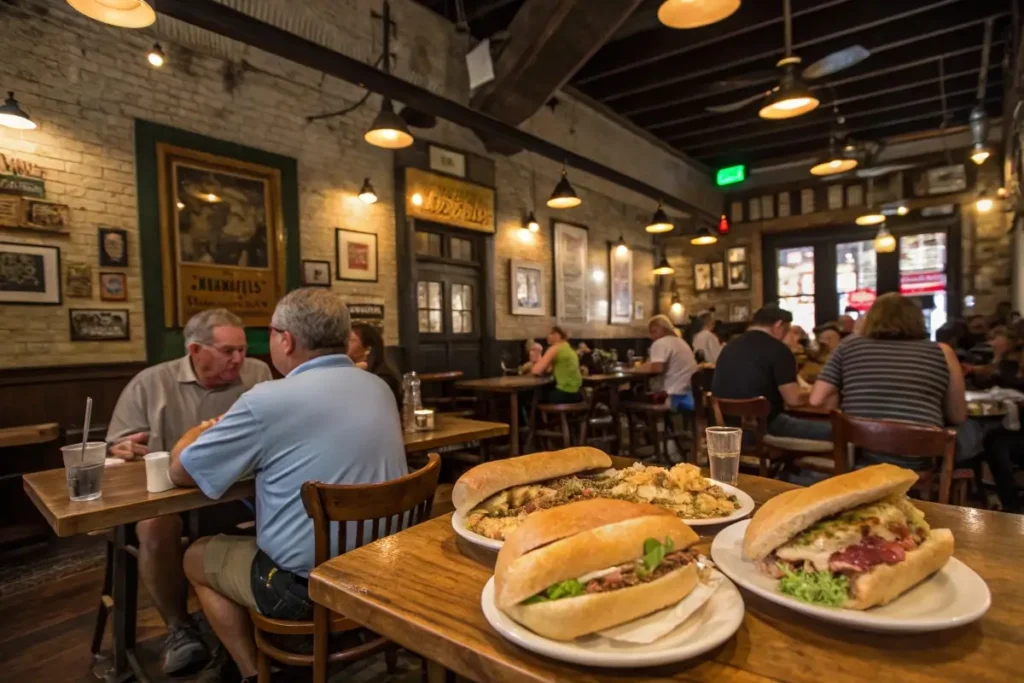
[777,527,862,571]
[577,565,629,584]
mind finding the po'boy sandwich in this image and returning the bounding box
[743,464,953,609]
[494,499,701,640]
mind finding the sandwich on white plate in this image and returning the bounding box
[493,499,708,641]
[743,464,954,609]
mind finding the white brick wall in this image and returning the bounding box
[0,0,719,369]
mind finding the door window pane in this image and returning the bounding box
[836,240,877,314]
[451,237,473,261]
[777,247,815,330]
[451,283,474,335]
[899,232,947,338]
[418,280,443,334]
[415,231,442,257]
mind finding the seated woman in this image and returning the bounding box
[347,323,402,407]
[798,322,841,384]
[518,342,543,375]
[964,326,1024,391]
[809,293,976,468]
[530,326,583,403]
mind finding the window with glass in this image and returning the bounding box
[836,240,877,314]
[777,246,816,333]
[450,237,473,262]
[417,281,443,334]
[899,232,947,337]
[451,283,474,334]
[415,231,442,258]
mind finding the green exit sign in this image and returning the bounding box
[716,164,746,186]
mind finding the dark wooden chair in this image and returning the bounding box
[710,396,774,476]
[621,398,691,464]
[250,453,442,683]
[419,371,476,416]
[829,411,968,505]
[535,402,590,449]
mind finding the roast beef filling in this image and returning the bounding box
[582,549,699,594]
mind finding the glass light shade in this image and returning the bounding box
[364,99,414,149]
[0,92,36,130]
[855,212,886,226]
[615,236,629,256]
[690,226,718,245]
[410,192,424,206]
[526,211,540,232]
[670,301,684,315]
[645,204,674,233]
[759,64,819,120]
[653,256,675,275]
[976,197,993,213]
[657,0,741,29]
[547,171,581,209]
[357,177,377,204]
[874,226,896,253]
[67,0,155,28]
[146,43,165,68]
[896,205,909,216]
[809,157,858,176]
[970,144,990,165]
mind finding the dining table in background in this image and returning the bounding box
[582,370,654,453]
[403,414,509,459]
[308,473,1024,683]
[455,375,552,456]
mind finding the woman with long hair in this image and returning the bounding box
[347,323,402,407]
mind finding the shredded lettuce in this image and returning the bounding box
[777,564,850,607]
[521,579,586,605]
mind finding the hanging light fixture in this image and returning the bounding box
[547,167,582,208]
[0,92,36,130]
[896,205,909,216]
[855,212,885,226]
[357,177,378,204]
[146,43,165,68]
[657,0,741,29]
[653,255,675,275]
[809,108,858,175]
[976,193,994,213]
[615,235,629,256]
[364,98,414,149]
[759,57,819,120]
[873,225,896,253]
[526,211,540,233]
[645,202,673,233]
[690,224,718,246]
[67,0,155,27]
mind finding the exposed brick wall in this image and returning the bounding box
[962,162,1012,314]
[0,0,718,369]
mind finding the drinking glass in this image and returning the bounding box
[61,442,107,501]
[705,427,742,485]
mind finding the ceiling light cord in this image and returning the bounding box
[977,17,994,103]
[783,0,793,57]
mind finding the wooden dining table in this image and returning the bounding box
[308,474,1024,683]
[403,414,509,456]
[455,375,552,456]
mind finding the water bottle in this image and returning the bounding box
[402,371,422,432]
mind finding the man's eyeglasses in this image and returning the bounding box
[204,343,247,357]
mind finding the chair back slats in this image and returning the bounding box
[301,453,441,566]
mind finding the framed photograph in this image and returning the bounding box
[846,184,864,207]
[729,302,751,322]
[335,228,378,282]
[608,244,633,325]
[827,184,844,210]
[510,259,544,316]
[22,198,70,231]
[302,259,331,287]
[800,188,815,214]
[0,195,20,226]
[634,301,645,320]
[728,261,751,291]
[747,198,761,221]
[428,145,466,178]
[553,220,588,324]
[760,195,774,220]
[730,201,743,223]
[694,263,712,292]
[100,272,127,301]
[98,227,129,267]
[777,191,791,218]
[711,261,726,289]
[69,309,129,341]
[0,241,61,305]
[727,246,747,264]
[66,261,92,298]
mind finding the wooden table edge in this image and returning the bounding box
[405,425,509,453]
[22,476,60,535]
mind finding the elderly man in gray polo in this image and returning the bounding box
[106,309,272,675]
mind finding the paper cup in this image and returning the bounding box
[143,451,175,493]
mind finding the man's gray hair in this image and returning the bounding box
[183,308,244,349]
[271,288,351,352]
[648,314,680,337]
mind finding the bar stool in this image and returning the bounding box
[621,399,691,464]
[534,402,590,449]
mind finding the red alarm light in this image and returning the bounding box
[718,214,730,235]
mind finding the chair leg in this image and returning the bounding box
[257,648,271,683]
[646,412,661,463]
[560,414,571,448]
[385,646,398,674]
[312,605,329,683]
[90,540,114,656]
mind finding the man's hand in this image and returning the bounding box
[109,432,150,461]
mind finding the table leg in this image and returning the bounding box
[525,389,541,454]
[481,440,490,463]
[509,392,520,456]
[425,660,456,683]
[106,523,148,683]
[608,383,622,455]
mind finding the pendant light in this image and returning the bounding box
[873,225,896,253]
[357,177,378,204]
[690,224,718,246]
[364,98,414,149]
[759,57,819,119]
[0,92,36,130]
[657,0,741,29]
[810,111,858,175]
[856,177,884,226]
[146,43,165,68]
[67,0,155,28]
[526,211,540,232]
[645,202,674,233]
[615,235,629,256]
[976,191,994,213]
[547,167,581,208]
[653,255,675,275]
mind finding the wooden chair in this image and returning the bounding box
[710,396,774,476]
[250,453,442,683]
[534,402,590,449]
[419,371,476,416]
[829,412,968,505]
[621,399,691,464]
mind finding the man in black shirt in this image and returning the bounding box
[712,305,831,441]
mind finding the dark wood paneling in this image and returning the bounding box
[0,363,143,430]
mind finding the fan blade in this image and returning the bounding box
[706,91,771,114]
[803,45,870,80]
[855,163,917,179]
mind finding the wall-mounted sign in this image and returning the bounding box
[405,167,495,233]
[0,153,44,178]
[0,174,45,198]
[0,195,69,232]
[428,145,466,178]
[349,302,385,334]
[847,288,877,311]
[716,164,746,186]
[900,271,946,295]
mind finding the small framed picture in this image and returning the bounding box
[760,195,774,220]
[827,185,844,210]
[711,261,726,289]
[846,184,864,207]
[22,198,70,232]
[66,262,92,298]
[634,301,645,320]
[800,188,815,214]
[694,263,712,292]
[728,262,751,291]
[69,309,130,341]
[302,260,331,287]
[0,241,61,305]
[99,272,127,301]
[777,191,791,218]
[727,246,747,264]
[98,227,129,267]
[335,228,378,282]
[729,302,751,322]
[730,201,743,223]
[747,198,761,222]
[510,259,545,316]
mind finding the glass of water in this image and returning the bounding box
[706,427,742,485]
[61,442,107,502]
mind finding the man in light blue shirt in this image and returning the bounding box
[169,288,407,683]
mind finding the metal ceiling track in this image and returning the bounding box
[153,0,714,221]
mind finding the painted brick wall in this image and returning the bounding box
[0,0,719,369]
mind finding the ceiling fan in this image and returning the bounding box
[705,0,870,118]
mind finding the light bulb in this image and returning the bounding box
[176,201,185,210]
[592,270,605,283]
[411,192,423,206]
[976,197,993,213]
[670,301,683,314]
[146,43,165,68]
[616,243,628,256]
[205,193,219,203]
[896,205,908,216]
[970,148,990,165]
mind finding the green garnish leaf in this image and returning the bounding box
[520,578,586,605]
[521,594,548,605]
[777,564,850,607]
[641,536,674,573]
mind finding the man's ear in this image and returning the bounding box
[282,330,296,355]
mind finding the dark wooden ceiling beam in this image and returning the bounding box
[470,0,643,131]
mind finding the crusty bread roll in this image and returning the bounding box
[452,447,612,514]
[503,562,698,641]
[844,528,954,609]
[743,464,918,561]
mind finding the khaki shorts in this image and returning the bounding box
[203,534,258,610]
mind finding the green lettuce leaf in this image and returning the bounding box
[520,578,586,605]
[642,536,674,573]
[777,564,850,607]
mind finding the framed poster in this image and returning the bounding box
[69,309,129,341]
[301,259,331,287]
[747,197,761,221]
[0,241,61,305]
[694,263,712,292]
[730,201,743,223]
[634,301,645,320]
[99,227,129,267]
[608,244,633,325]
[729,302,750,322]
[22,198,70,232]
[800,188,815,214]
[711,261,726,289]
[827,184,844,210]
[727,246,747,264]
[100,272,127,301]
[777,191,791,218]
[760,195,774,220]
[428,145,466,178]
[335,229,378,282]
[66,261,92,298]
[156,143,286,328]
[728,261,751,290]
[552,220,588,324]
[510,259,544,316]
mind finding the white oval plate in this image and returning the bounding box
[480,571,744,667]
[710,519,991,633]
[452,480,754,551]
